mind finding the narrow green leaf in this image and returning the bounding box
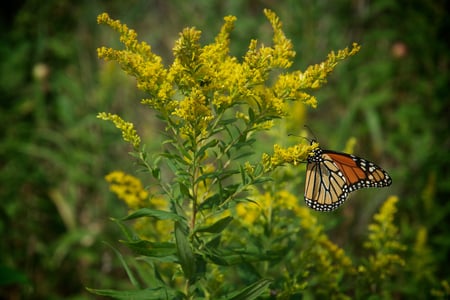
[121,208,181,221]
[198,193,222,210]
[235,138,256,150]
[218,117,237,126]
[111,218,135,241]
[121,240,177,258]
[194,169,240,185]
[151,167,160,180]
[160,152,189,166]
[194,216,234,234]
[197,138,219,159]
[233,151,255,160]
[178,182,191,199]
[174,222,196,281]
[252,176,273,185]
[206,250,261,266]
[195,171,218,184]
[226,279,272,300]
[240,165,248,185]
[248,107,255,123]
[103,242,141,288]
[205,234,221,249]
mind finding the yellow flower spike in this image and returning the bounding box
[263,9,295,69]
[97,13,134,41]
[239,10,296,108]
[264,142,318,170]
[201,15,236,63]
[173,27,202,67]
[172,87,213,138]
[97,14,172,112]
[244,161,255,176]
[273,73,320,108]
[171,27,204,91]
[361,196,406,282]
[97,112,141,149]
[271,42,359,112]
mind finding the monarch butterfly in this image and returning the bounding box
[304,142,392,211]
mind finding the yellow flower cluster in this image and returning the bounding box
[97,112,141,148]
[234,188,355,283]
[360,196,406,280]
[97,10,360,142]
[105,171,172,241]
[235,190,298,227]
[272,42,361,109]
[172,87,214,137]
[105,171,149,209]
[97,13,175,114]
[262,142,318,171]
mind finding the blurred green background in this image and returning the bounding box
[1,0,448,299]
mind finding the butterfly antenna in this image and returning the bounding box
[288,132,311,144]
[303,125,318,142]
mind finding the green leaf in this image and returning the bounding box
[206,250,261,266]
[205,234,221,249]
[233,151,255,160]
[197,138,219,159]
[195,171,218,183]
[240,165,248,185]
[111,218,135,241]
[204,244,284,266]
[151,167,160,180]
[178,182,191,199]
[121,208,181,222]
[174,221,196,282]
[160,151,189,166]
[235,137,256,150]
[248,107,255,123]
[218,117,238,126]
[252,176,273,185]
[121,240,177,259]
[226,278,272,300]
[194,216,234,234]
[103,242,141,288]
[198,193,222,210]
[195,169,240,185]
[86,287,184,300]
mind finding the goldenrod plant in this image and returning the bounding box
[87,9,405,299]
[357,196,406,298]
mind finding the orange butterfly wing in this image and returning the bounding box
[305,148,392,211]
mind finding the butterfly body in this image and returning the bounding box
[305,146,392,211]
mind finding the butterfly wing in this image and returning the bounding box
[305,148,392,211]
[304,149,349,211]
[325,151,392,192]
